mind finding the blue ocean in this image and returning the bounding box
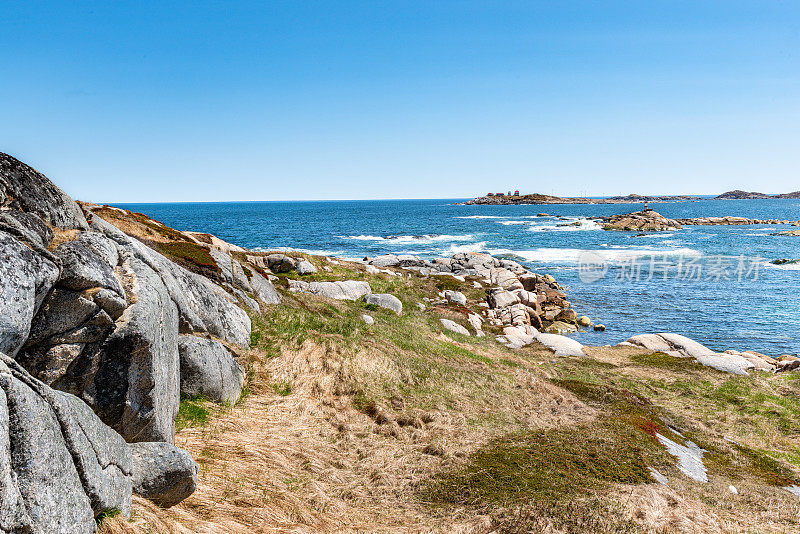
[118,199,800,356]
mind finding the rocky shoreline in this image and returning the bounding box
[597,209,800,231]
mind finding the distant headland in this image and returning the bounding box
[460,190,800,205]
[715,190,800,199]
[459,192,699,205]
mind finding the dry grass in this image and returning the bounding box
[101,261,800,533]
[104,340,548,533]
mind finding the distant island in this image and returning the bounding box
[716,190,800,199]
[459,192,699,205]
[461,190,800,205]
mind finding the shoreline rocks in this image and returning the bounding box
[677,216,797,225]
[600,210,682,231]
[622,333,759,375]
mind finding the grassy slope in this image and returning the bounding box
[103,257,800,533]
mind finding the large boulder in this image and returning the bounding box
[487,289,519,309]
[440,319,471,336]
[248,269,282,304]
[265,254,297,273]
[54,236,125,296]
[443,290,467,306]
[371,254,400,268]
[296,259,318,275]
[0,231,60,356]
[179,335,244,404]
[0,352,133,533]
[364,293,403,315]
[288,280,372,301]
[624,333,754,375]
[0,152,88,230]
[88,215,251,348]
[88,256,180,443]
[128,442,198,508]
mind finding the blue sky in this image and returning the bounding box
[1,1,798,201]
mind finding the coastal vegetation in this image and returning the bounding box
[102,249,800,533]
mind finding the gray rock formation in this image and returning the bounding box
[0,231,60,356]
[443,290,467,306]
[248,269,282,304]
[296,258,318,275]
[88,215,251,349]
[440,319,470,336]
[265,253,297,273]
[128,441,199,508]
[0,153,88,229]
[288,279,372,300]
[623,333,754,375]
[88,256,181,443]
[179,335,244,404]
[371,254,400,268]
[0,351,132,533]
[0,152,263,519]
[364,293,403,315]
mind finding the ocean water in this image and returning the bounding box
[118,199,800,355]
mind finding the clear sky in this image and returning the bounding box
[1,1,798,202]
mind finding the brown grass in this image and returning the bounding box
[102,327,603,534]
[100,260,800,533]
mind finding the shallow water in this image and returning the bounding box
[119,198,800,355]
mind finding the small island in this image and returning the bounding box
[716,190,800,199]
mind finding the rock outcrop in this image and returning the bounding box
[364,293,403,315]
[128,441,199,508]
[440,318,471,336]
[179,335,245,404]
[716,190,800,199]
[288,279,372,300]
[0,351,131,533]
[622,333,755,375]
[677,216,796,225]
[0,153,88,229]
[600,210,682,231]
[0,152,263,518]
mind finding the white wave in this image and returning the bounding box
[340,234,474,244]
[765,261,800,271]
[254,246,344,257]
[527,218,602,232]
[497,220,528,225]
[488,247,702,264]
[448,241,488,253]
[454,215,506,219]
[634,233,675,238]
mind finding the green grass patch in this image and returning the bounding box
[272,380,293,396]
[95,508,121,526]
[630,351,705,372]
[434,277,463,291]
[422,424,652,507]
[153,241,221,274]
[176,394,210,431]
[696,435,799,487]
